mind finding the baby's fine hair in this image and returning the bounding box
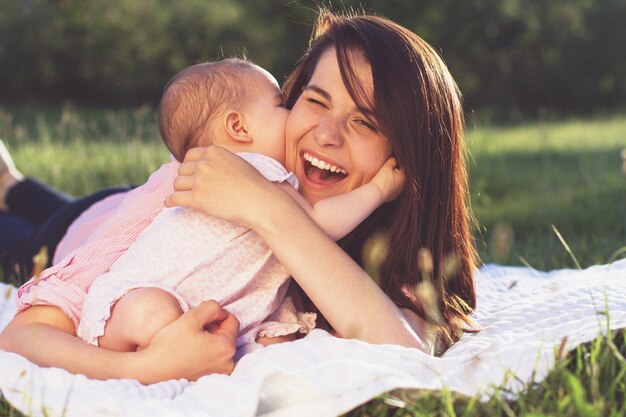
[159,58,258,161]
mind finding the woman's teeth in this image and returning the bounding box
[303,152,347,175]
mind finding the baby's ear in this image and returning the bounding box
[224,111,252,143]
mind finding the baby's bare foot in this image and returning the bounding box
[0,139,24,211]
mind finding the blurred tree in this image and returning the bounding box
[0,0,624,117]
[0,0,310,104]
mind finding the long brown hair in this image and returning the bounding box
[283,11,479,351]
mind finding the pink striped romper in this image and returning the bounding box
[17,153,315,348]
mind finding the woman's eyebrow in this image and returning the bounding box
[305,84,376,120]
[304,85,332,102]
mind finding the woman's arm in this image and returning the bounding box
[166,147,431,352]
[248,191,430,350]
[0,301,239,384]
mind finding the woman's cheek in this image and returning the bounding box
[359,144,390,183]
[285,104,307,145]
[284,124,304,173]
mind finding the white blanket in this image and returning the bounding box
[1,260,625,417]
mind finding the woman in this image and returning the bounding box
[0,11,477,382]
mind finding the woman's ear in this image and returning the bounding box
[224,111,253,143]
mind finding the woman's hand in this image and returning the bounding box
[370,157,405,202]
[0,302,238,384]
[165,147,428,351]
[138,300,239,383]
[165,146,277,228]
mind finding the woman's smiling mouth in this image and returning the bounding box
[301,151,348,185]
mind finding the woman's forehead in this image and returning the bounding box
[312,49,372,92]
[310,48,376,115]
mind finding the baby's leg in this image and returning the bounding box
[98,287,183,352]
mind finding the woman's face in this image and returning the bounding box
[285,48,392,205]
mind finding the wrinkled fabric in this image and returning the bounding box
[1,260,625,417]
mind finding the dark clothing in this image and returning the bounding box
[1,179,132,281]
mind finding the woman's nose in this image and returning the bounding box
[314,116,345,148]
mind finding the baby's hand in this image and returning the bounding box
[370,157,406,203]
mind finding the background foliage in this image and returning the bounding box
[1,2,625,414]
[2,0,625,118]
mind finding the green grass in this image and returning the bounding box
[1,105,625,416]
[0,105,167,197]
[468,116,626,269]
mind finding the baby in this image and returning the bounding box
[50,59,402,352]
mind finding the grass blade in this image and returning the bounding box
[551,225,582,270]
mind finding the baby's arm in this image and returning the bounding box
[278,157,405,241]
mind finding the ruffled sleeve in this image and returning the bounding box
[239,296,316,346]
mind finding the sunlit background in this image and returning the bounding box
[1,0,625,268]
[2,0,624,117]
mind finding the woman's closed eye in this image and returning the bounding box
[354,118,379,133]
[306,97,329,109]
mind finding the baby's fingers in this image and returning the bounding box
[381,157,398,171]
[393,163,406,185]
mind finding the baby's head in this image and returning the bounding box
[159,58,289,163]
